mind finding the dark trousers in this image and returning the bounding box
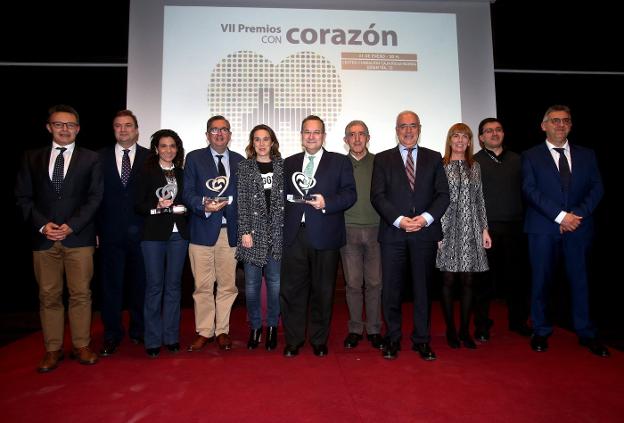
[100,238,146,342]
[381,238,436,344]
[528,232,595,339]
[280,227,339,346]
[474,221,530,330]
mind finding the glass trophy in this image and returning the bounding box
[287,172,317,203]
[151,183,186,215]
[204,176,233,204]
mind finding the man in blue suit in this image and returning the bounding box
[281,115,356,357]
[97,110,149,356]
[522,104,608,357]
[184,115,244,351]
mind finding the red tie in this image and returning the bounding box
[405,147,415,190]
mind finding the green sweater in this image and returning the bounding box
[345,152,379,227]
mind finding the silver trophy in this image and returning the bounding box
[151,183,186,215]
[287,172,317,203]
[204,176,232,204]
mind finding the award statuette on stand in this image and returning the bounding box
[204,176,233,205]
[287,172,317,203]
[150,183,187,215]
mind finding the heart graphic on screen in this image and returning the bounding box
[208,50,342,157]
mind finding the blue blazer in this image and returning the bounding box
[283,150,356,250]
[371,145,449,244]
[15,145,103,250]
[183,147,244,247]
[97,145,149,244]
[522,142,603,236]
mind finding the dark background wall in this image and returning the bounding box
[2,1,622,341]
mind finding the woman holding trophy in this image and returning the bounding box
[236,124,285,351]
[135,129,189,357]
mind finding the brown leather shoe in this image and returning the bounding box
[70,345,98,365]
[37,350,64,373]
[217,333,232,350]
[187,334,215,352]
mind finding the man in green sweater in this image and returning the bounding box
[341,120,384,350]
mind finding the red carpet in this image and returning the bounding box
[1,302,623,422]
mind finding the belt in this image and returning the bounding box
[221,223,228,228]
[300,222,306,227]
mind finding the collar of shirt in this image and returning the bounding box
[545,139,571,171]
[49,142,76,178]
[399,144,418,165]
[210,147,230,177]
[115,142,137,172]
[302,148,324,175]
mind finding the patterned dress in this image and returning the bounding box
[436,160,489,272]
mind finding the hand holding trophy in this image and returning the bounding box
[151,183,186,215]
[287,172,317,203]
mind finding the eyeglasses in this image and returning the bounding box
[398,123,420,130]
[546,118,572,126]
[208,127,231,135]
[302,130,323,137]
[50,121,79,130]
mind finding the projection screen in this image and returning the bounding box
[128,0,496,156]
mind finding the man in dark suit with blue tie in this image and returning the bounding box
[371,110,449,360]
[15,104,103,372]
[184,115,244,352]
[281,115,356,357]
[522,104,608,357]
[97,110,149,356]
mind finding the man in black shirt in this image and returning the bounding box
[473,118,531,341]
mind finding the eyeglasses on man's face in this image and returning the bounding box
[50,121,79,130]
[546,118,572,126]
[397,123,420,131]
[208,127,231,135]
[302,130,323,137]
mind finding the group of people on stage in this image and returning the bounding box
[15,103,609,373]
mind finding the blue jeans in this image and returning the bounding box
[141,233,189,348]
[244,257,281,329]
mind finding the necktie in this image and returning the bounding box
[121,149,131,187]
[405,147,415,190]
[52,147,67,194]
[554,147,570,191]
[216,154,227,177]
[304,155,315,178]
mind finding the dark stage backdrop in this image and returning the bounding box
[2,1,622,341]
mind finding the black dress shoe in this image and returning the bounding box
[474,329,490,343]
[266,326,278,351]
[367,334,385,349]
[412,343,437,361]
[579,338,610,357]
[312,344,328,357]
[247,328,262,350]
[344,333,363,349]
[459,335,477,349]
[146,347,161,358]
[509,323,533,337]
[166,343,180,353]
[100,340,118,357]
[283,343,302,357]
[382,340,400,360]
[530,335,548,352]
[130,336,144,345]
[446,331,460,349]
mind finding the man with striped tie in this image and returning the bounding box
[371,110,449,360]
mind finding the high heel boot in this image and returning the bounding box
[266,326,278,351]
[247,328,262,350]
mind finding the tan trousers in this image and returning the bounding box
[32,242,95,351]
[188,229,237,337]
